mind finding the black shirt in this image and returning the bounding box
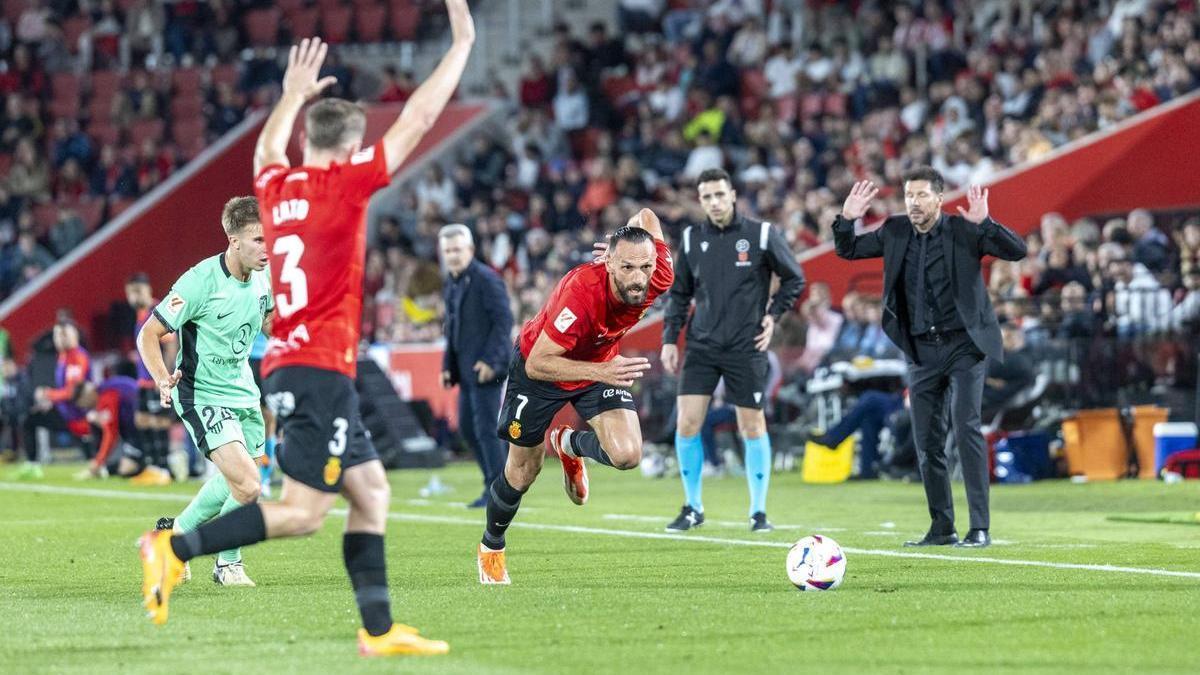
[663,214,806,352]
[903,217,962,335]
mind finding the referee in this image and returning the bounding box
[662,168,806,532]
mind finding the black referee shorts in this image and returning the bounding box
[678,346,769,410]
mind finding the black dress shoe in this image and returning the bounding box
[954,529,991,548]
[903,532,959,547]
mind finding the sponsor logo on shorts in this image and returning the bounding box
[508,420,522,439]
[324,457,342,486]
[553,307,577,333]
[602,388,634,403]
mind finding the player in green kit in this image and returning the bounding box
[137,196,274,586]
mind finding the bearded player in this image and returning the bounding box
[477,207,673,585]
[136,0,474,657]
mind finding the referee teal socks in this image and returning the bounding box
[743,435,771,516]
[675,432,704,512]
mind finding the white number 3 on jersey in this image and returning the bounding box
[274,234,308,318]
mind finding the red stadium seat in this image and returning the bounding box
[87,121,121,147]
[74,198,105,233]
[390,4,420,41]
[317,0,346,10]
[2,0,23,24]
[824,93,847,117]
[129,118,165,145]
[171,116,207,148]
[169,95,205,120]
[286,7,320,40]
[244,8,282,46]
[322,5,353,44]
[276,0,306,12]
[89,70,123,102]
[177,135,208,161]
[0,153,10,176]
[51,72,82,104]
[210,63,240,90]
[800,92,823,119]
[352,0,382,8]
[48,98,80,121]
[32,203,59,235]
[355,3,387,42]
[172,67,203,95]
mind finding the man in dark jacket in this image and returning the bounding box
[439,224,513,507]
[833,167,1026,548]
[662,168,806,533]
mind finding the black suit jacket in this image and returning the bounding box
[442,259,513,386]
[832,213,1027,363]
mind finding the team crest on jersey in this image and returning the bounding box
[735,238,752,266]
[508,421,522,439]
[324,457,342,486]
[554,307,578,333]
[700,241,709,252]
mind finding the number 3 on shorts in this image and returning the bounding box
[328,417,348,456]
[515,394,528,419]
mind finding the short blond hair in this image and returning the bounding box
[221,196,260,235]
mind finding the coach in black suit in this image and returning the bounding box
[439,224,513,508]
[832,167,1027,548]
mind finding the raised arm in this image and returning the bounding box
[833,180,885,260]
[382,0,475,175]
[254,38,339,176]
[957,185,1027,262]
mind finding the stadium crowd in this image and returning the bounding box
[362,0,1200,345]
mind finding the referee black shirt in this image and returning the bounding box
[663,213,806,352]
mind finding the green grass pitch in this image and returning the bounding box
[2,462,1199,674]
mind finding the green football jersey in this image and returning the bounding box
[153,254,273,409]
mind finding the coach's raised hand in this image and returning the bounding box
[841,180,879,220]
[957,184,989,224]
[595,354,652,388]
[282,38,338,103]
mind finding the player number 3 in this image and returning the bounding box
[329,417,348,456]
[274,234,309,318]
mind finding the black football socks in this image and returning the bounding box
[481,473,525,550]
[170,503,267,561]
[343,532,393,637]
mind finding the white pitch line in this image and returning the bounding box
[601,513,843,532]
[3,482,1198,580]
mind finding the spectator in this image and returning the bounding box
[518,56,553,110]
[795,283,843,374]
[682,130,723,179]
[982,322,1036,421]
[552,71,589,132]
[7,138,50,203]
[1127,208,1170,273]
[1058,281,1097,339]
[377,66,416,104]
[208,82,246,135]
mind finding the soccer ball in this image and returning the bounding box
[786,535,846,591]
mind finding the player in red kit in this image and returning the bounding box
[137,1,474,656]
[477,208,673,585]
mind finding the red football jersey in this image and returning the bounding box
[519,238,673,391]
[254,141,391,378]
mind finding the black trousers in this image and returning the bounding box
[458,379,507,491]
[906,330,989,533]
